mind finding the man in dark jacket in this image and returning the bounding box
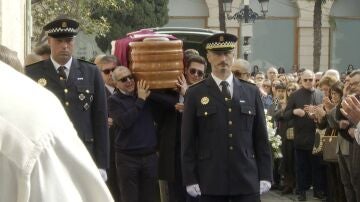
[26,17,109,180]
[284,69,326,201]
[181,33,272,202]
[108,66,157,202]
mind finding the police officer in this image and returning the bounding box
[181,33,272,202]
[26,17,109,181]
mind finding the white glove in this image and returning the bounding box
[259,180,271,194]
[186,184,201,197]
[99,168,108,182]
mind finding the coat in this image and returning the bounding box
[181,76,272,195]
[25,58,109,169]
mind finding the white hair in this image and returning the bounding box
[324,69,340,81]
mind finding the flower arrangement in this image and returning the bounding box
[265,110,282,159]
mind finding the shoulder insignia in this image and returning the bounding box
[78,58,95,65]
[25,59,45,68]
[188,79,206,89]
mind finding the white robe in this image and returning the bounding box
[0,61,113,202]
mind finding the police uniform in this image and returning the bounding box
[25,18,109,169]
[181,33,272,201]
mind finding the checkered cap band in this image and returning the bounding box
[206,41,236,50]
[47,27,78,34]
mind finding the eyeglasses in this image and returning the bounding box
[287,88,296,92]
[189,68,204,77]
[233,71,249,78]
[117,75,134,83]
[303,78,313,82]
[102,68,115,75]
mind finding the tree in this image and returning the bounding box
[313,0,327,72]
[218,0,227,32]
[94,0,169,52]
[31,0,131,44]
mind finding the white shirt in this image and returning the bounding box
[105,84,115,95]
[51,56,73,77]
[211,73,234,98]
[0,61,113,202]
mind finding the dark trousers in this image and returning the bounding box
[295,149,326,193]
[338,149,356,202]
[199,193,260,202]
[282,139,295,189]
[116,152,158,202]
[107,129,121,202]
[351,142,360,202]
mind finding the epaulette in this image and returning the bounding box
[78,58,95,65]
[239,79,256,86]
[187,79,206,89]
[25,59,45,68]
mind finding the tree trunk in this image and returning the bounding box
[218,0,227,32]
[313,0,322,73]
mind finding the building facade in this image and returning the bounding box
[165,0,360,73]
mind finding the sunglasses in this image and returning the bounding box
[117,75,134,83]
[303,78,313,82]
[102,68,115,75]
[189,68,204,77]
[233,71,249,78]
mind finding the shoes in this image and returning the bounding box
[297,192,306,201]
[313,191,326,200]
[281,187,293,195]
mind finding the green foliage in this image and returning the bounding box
[31,0,131,43]
[95,0,169,52]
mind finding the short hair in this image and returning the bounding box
[255,71,265,77]
[98,55,118,66]
[349,69,360,78]
[185,54,207,70]
[25,53,42,66]
[112,66,129,81]
[330,81,344,98]
[275,82,287,90]
[318,75,338,87]
[0,45,23,73]
[324,69,340,81]
[232,59,250,73]
[34,44,51,56]
[278,67,285,74]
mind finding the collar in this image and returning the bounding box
[105,84,115,94]
[51,56,72,71]
[211,73,234,89]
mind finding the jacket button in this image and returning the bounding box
[65,101,69,106]
[228,108,232,112]
[249,111,251,114]
[225,97,228,101]
[229,146,234,150]
[228,121,232,125]
[64,89,68,93]
[204,112,208,116]
[228,133,233,138]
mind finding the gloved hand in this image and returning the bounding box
[186,184,201,197]
[259,180,271,194]
[99,168,108,182]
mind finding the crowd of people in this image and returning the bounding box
[1,16,360,202]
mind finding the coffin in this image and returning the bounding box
[129,39,184,89]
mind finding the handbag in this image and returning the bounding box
[286,127,294,140]
[322,130,338,163]
[312,129,325,155]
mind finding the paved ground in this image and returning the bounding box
[262,190,322,202]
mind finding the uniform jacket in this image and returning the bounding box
[0,63,113,202]
[181,76,272,195]
[25,58,109,169]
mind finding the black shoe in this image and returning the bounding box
[313,191,325,200]
[281,187,293,195]
[298,192,306,201]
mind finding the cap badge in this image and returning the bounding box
[219,36,224,42]
[37,78,47,86]
[201,96,209,105]
[62,21,67,28]
[79,93,86,101]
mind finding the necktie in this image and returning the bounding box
[220,81,231,99]
[58,66,67,80]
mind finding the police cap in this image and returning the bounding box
[203,33,238,52]
[44,18,79,38]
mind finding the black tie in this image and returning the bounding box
[58,66,67,80]
[220,81,231,99]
